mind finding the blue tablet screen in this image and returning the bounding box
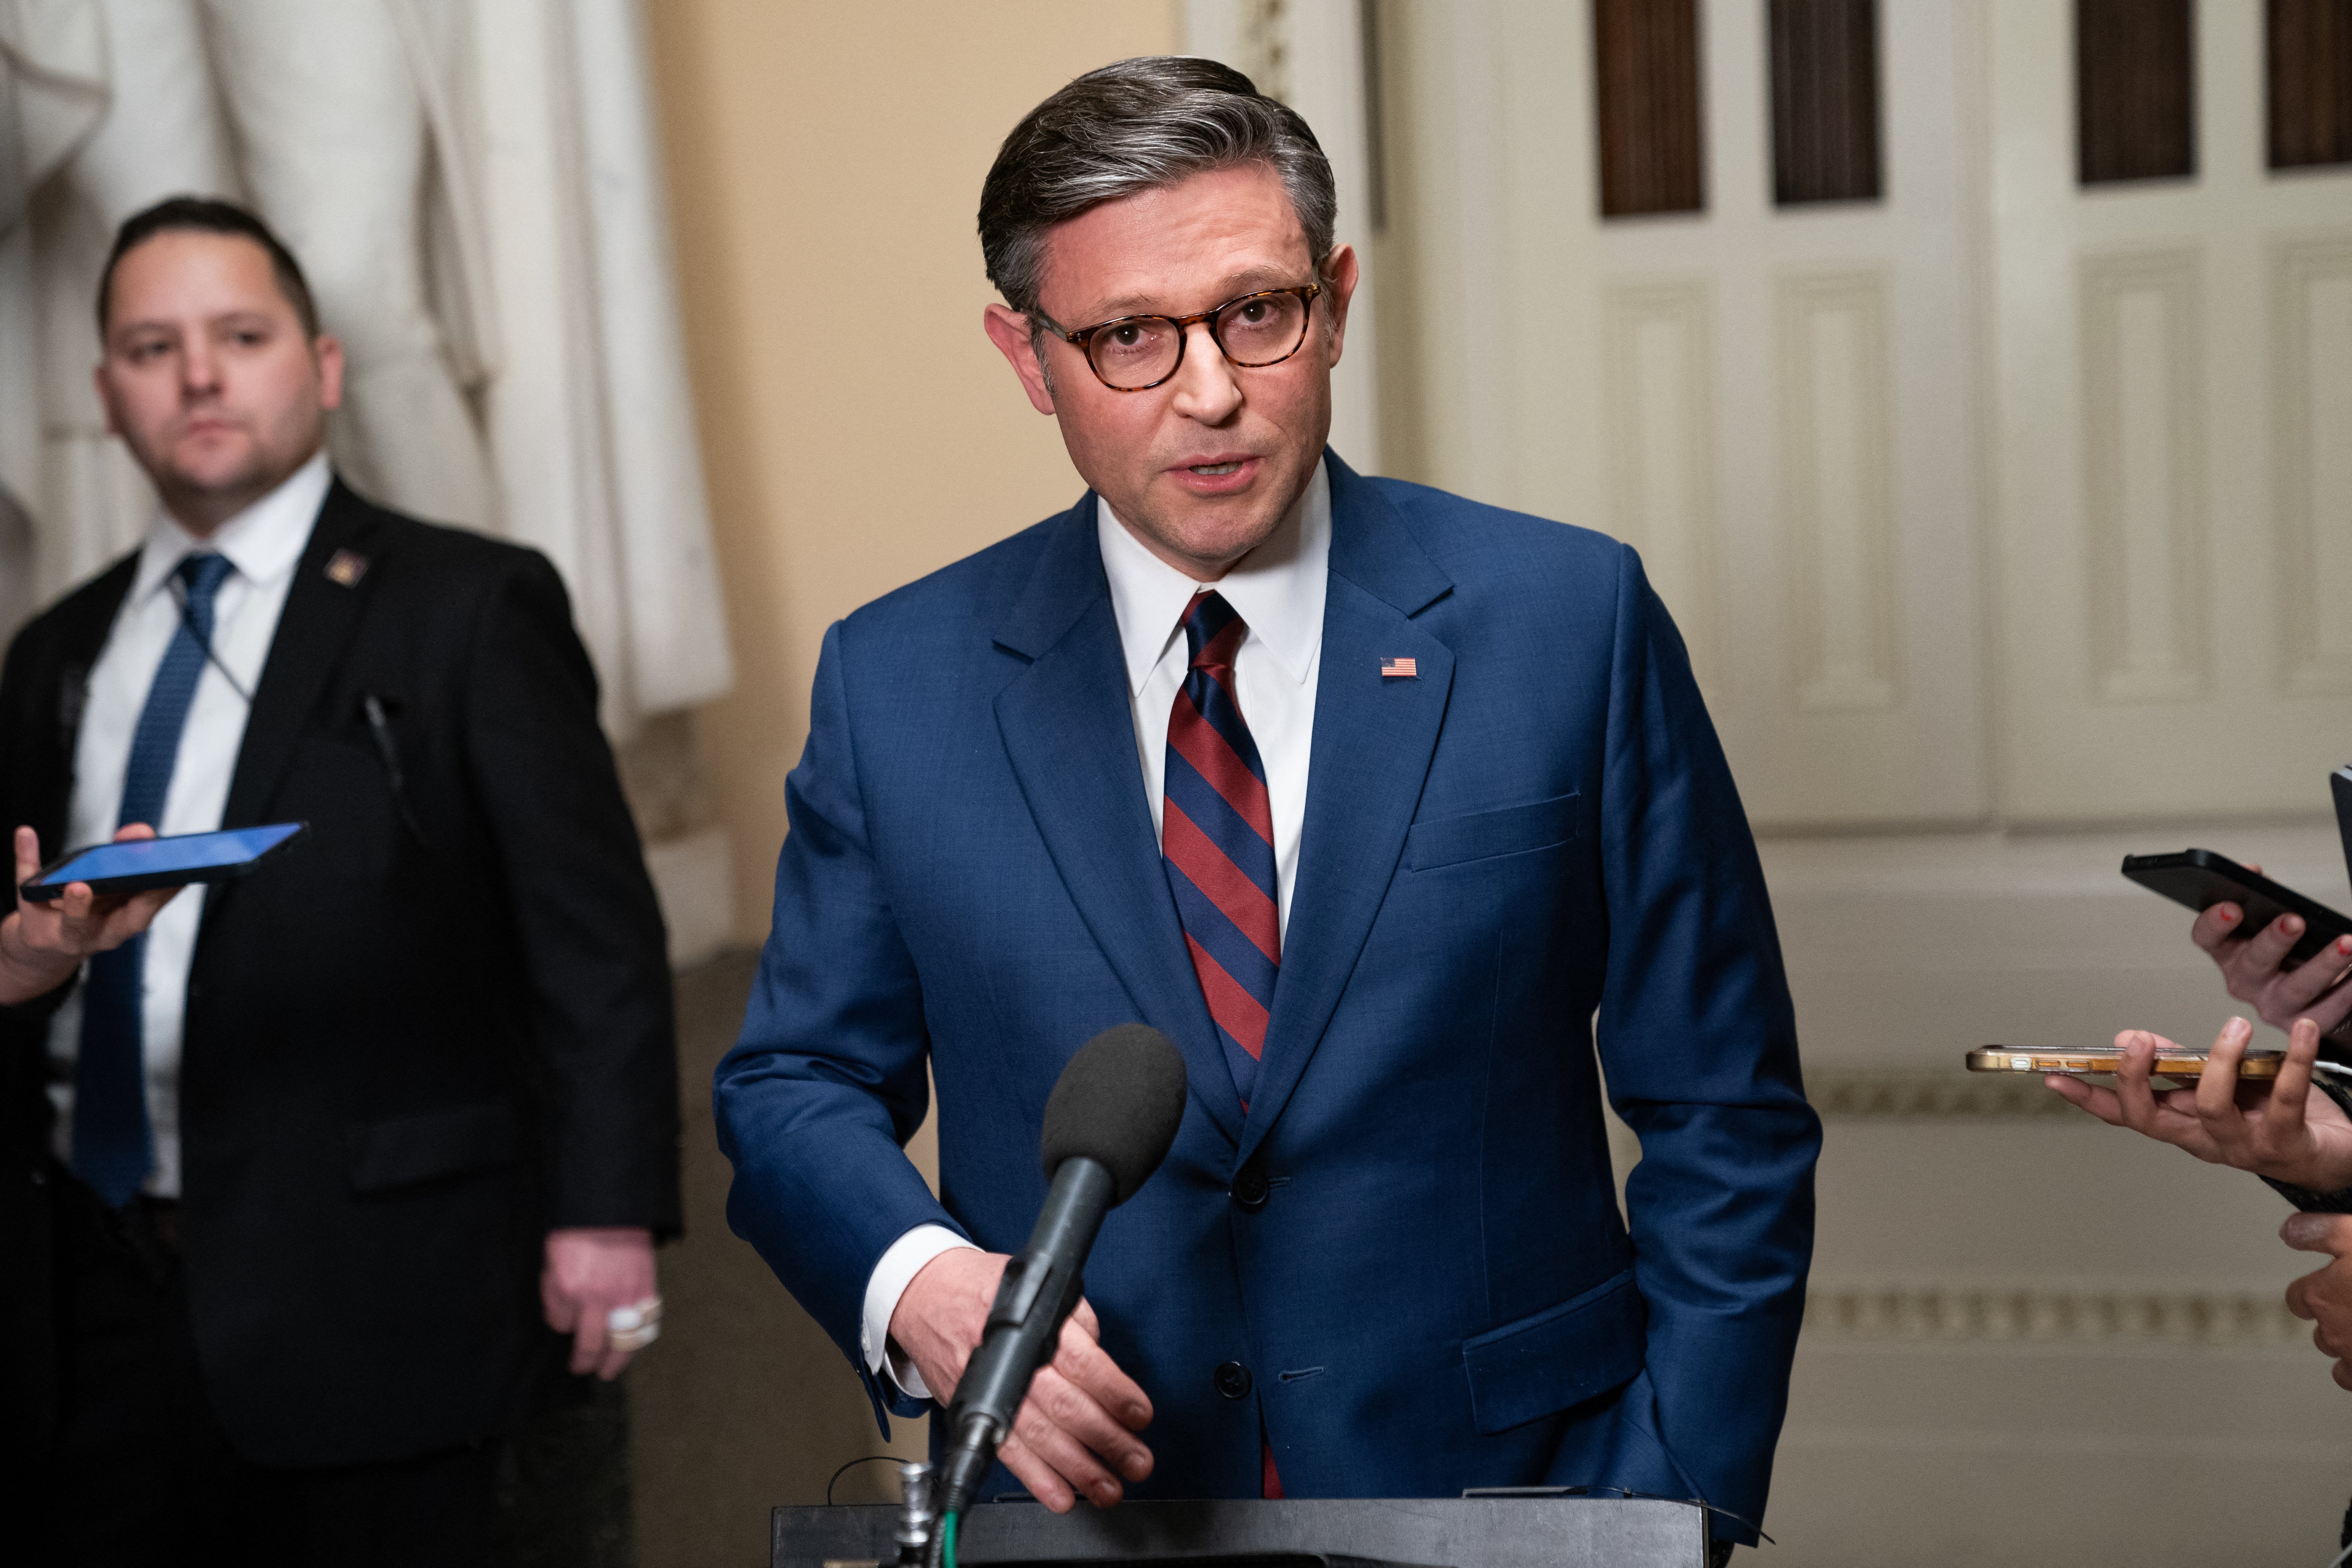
[32,822,304,887]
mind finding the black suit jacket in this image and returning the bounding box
[0,480,681,1467]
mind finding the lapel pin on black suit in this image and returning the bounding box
[325,549,369,588]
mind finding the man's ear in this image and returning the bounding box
[313,334,345,412]
[983,304,1057,415]
[1320,243,1361,370]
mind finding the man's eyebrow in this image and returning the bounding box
[1081,266,1305,321]
[112,308,277,340]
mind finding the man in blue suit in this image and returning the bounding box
[715,58,1818,1549]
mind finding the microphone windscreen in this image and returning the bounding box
[1039,1024,1189,1205]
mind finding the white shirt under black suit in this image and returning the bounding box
[44,453,331,1199]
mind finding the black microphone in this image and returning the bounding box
[932,1024,1188,1529]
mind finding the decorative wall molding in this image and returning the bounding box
[1807,1068,2079,1120]
[1602,280,1720,686]
[1803,1280,2305,1345]
[2079,248,2210,705]
[2271,234,2352,699]
[1777,269,1902,713]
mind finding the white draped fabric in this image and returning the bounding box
[0,0,731,733]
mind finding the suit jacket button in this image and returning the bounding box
[1214,1361,1253,1400]
[1230,1167,1269,1212]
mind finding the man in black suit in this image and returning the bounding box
[0,198,680,1565]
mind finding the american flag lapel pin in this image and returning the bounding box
[1380,656,1418,679]
[324,549,369,587]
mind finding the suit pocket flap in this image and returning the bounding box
[1404,792,1581,871]
[1461,1268,1646,1434]
[347,1101,519,1195]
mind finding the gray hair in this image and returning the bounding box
[978,56,1339,320]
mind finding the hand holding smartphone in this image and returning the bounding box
[2010,1018,2352,1194]
[4,825,174,1006]
[18,821,307,902]
[2119,774,2352,1041]
[2122,849,2352,966]
[5,821,307,1008]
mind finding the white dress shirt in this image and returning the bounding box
[859,462,1334,1396]
[46,452,332,1199]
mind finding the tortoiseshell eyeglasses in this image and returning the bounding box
[1032,282,1323,392]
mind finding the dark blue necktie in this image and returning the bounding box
[73,552,235,1207]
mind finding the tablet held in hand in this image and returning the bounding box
[19,822,309,902]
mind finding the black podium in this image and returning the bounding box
[773,1497,1709,1568]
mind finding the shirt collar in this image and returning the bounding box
[130,450,333,603]
[1097,458,1332,697]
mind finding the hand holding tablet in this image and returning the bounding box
[19,820,307,902]
[4,821,307,1006]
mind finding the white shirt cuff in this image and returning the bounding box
[861,1224,978,1401]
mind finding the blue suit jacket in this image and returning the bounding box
[716,455,1818,1538]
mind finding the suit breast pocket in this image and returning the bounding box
[279,727,403,880]
[1404,792,1581,873]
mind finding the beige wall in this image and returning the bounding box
[631,7,1178,1556]
[647,0,1181,946]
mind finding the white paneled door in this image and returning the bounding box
[1248,0,2352,827]
[1987,0,2352,821]
[1380,0,1992,829]
[1606,0,1989,827]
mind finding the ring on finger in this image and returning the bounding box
[606,1295,663,1352]
[607,1295,662,1334]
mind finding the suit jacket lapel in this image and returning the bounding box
[1242,456,1455,1164]
[992,496,1244,1149]
[221,482,377,828]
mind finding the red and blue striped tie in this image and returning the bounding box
[1162,590,1280,1108]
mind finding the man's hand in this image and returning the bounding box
[2283,1212,2352,1391]
[0,825,180,1006]
[542,1226,658,1380]
[890,1247,1154,1512]
[2192,884,2352,1039]
[2044,1016,2352,1191]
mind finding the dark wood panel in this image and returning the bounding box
[2077,0,2197,184]
[1593,0,1706,217]
[2269,0,2352,169]
[1770,0,1883,205]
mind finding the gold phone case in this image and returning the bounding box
[1965,1045,2284,1079]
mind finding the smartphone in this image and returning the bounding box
[2120,848,2352,967]
[19,822,308,902]
[1965,1044,2285,1079]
